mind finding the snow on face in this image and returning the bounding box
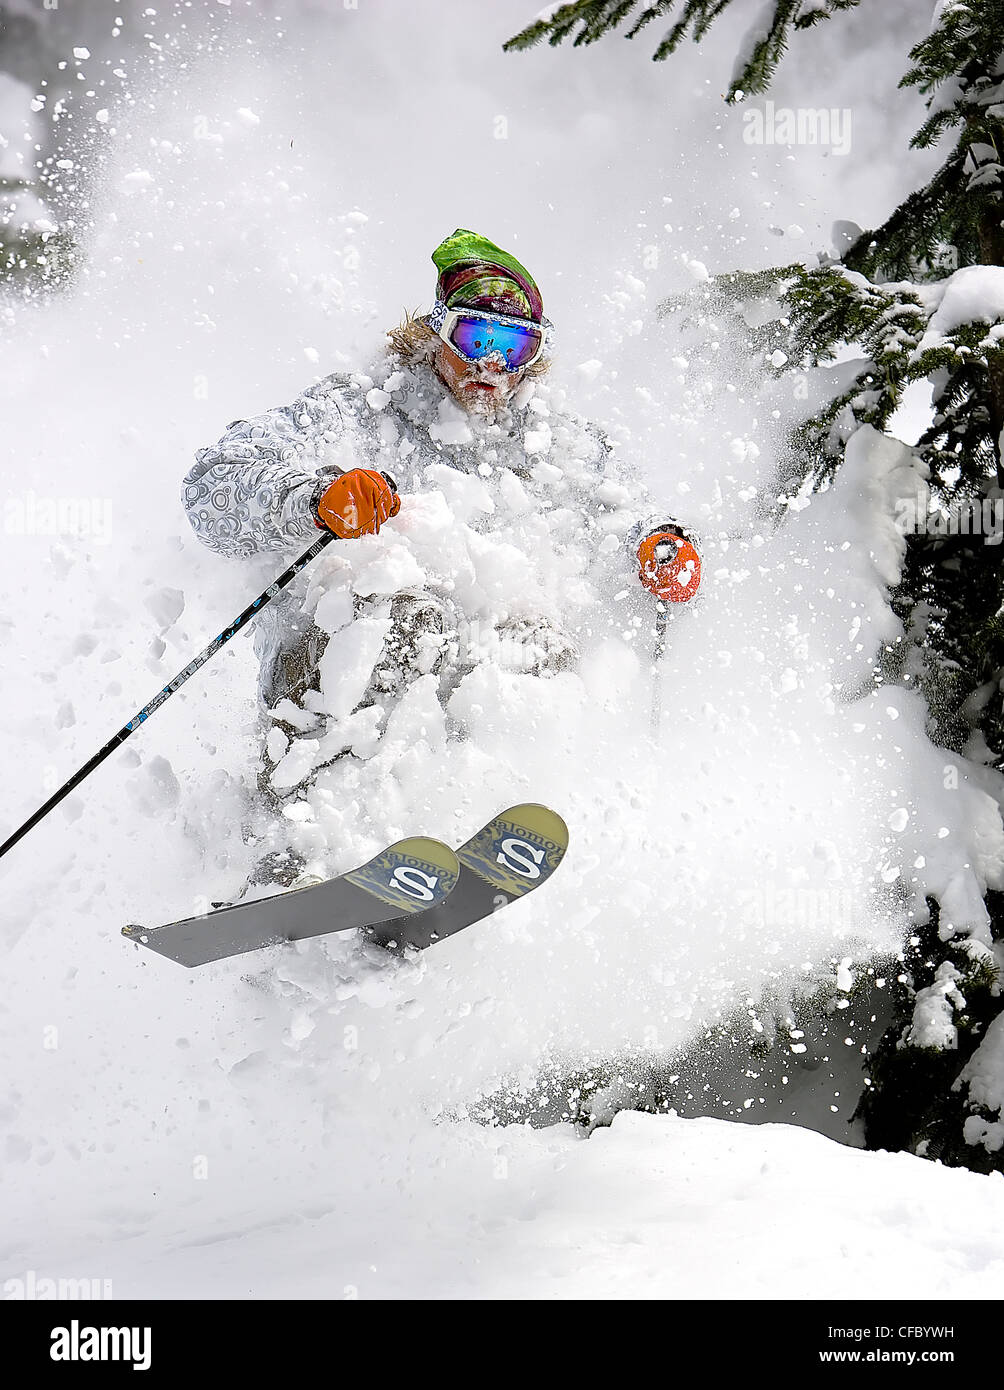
[432,340,527,420]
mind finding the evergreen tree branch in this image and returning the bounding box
[505,0,862,97]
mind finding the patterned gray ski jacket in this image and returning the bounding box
[183,354,653,713]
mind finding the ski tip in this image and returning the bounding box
[455,803,569,899]
[494,804,569,851]
[343,836,461,916]
[391,836,463,872]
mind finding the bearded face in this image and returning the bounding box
[433,341,526,420]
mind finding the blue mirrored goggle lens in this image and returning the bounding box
[449,315,542,370]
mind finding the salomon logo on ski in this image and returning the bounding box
[389,865,442,902]
[496,837,545,880]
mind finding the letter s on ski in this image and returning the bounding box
[496,837,545,879]
[390,866,439,902]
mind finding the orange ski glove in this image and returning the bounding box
[312,468,401,539]
[637,525,702,603]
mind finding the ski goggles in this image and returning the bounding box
[424,299,552,372]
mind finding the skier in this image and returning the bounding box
[183,229,700,889]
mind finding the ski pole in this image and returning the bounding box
[0,529,336,864]
[638,522,702,734]
[649,601,671,735]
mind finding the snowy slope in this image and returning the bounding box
[4,1108,1003,1300]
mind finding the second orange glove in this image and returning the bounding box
[637,525,702,603]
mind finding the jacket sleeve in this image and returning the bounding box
[182,379,346,558]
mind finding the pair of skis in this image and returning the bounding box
[121,804,568,969]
